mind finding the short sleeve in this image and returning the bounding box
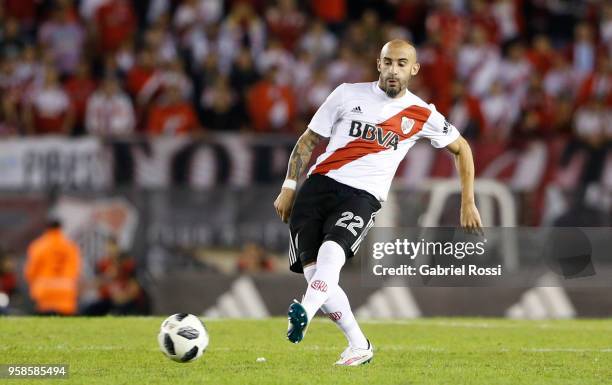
[420,104,460,148]
[307,83,345,138]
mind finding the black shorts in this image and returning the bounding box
[288,174,382,273]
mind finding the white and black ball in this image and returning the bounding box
[158,313,209,363]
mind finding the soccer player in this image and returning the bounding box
[273,40,482,366]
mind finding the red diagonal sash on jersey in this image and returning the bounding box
[312,105,432,175]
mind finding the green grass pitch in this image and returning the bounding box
[1,317,611,385]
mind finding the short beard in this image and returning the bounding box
[380,77,405,98]
[384,86,400,98]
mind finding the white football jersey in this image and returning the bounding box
[307,81,460,201]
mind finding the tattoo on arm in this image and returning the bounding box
[286,129,322,180]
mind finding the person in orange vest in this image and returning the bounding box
[24,218,81,315]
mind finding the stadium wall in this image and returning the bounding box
[149,272,612,319]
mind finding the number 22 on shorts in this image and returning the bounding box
[335,211,364,236]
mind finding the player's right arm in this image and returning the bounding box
[274,83,344,223]
[273,129,322,223]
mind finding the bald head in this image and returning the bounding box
[379,39,418,62]
[377,40,420,98]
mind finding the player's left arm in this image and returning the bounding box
[445,136,483,234]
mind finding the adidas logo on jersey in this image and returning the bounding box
[351,106,362,114]
[349,120,399,150]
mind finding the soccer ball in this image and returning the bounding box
[158,313,209,362]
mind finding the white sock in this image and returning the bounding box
[301,240,345,321]
[302,258,368,349]
[322,287,369,349]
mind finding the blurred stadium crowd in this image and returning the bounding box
[0,0,609,138]
[1,0,611,214]
[2,0,609,219]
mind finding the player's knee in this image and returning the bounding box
[317,240,346,268]
[321,235,352,260]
